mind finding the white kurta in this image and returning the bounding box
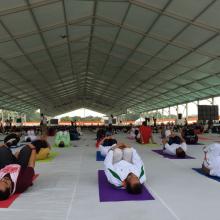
[99,144,117,157]
[164,142,187,155]
[104,148,146,188]
[203,143,220,177]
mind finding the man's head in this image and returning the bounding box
[125,173,142,194]
[58,141,65,148]
[26,137,31,142]
[0,177,12,200]
[105,131,112,137]
[142,121,147,126]
[176,147,186,158]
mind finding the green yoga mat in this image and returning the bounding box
[37,152,59,163]
[52,144,71,148]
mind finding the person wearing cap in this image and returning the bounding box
[104,143,146,194]
[0,143,36,200]
[202,143,220,177]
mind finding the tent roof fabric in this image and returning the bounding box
[1,0,220,116]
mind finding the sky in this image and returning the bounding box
[55,108,105,119]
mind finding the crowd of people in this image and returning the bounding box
[0,118,219,201]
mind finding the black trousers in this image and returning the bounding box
[0,146,31,170]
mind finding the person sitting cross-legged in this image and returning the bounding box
[0,143,36,200]
[136,121,155,144]
[162,131,187,158]
[202,143,220,177]
[104,143,146,194]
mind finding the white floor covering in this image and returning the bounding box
[0,131,220,220]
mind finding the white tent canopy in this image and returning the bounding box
[1,0,220,116]
[134,117,145,125]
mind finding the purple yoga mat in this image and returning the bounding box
[98,170,154,202]
[152,149,195,159]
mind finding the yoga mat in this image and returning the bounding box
[0,174,39,208]
[192,168,220,182]
[188,143,204,146]
[98,170,154,202]
[145,143,160,147]
[52,144,70,148]
[152,150,195,159]
[198,136,219,141]
[193,143,204,145]
[96,151,105,161]
[37,152,59,163]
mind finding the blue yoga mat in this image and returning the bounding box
[192,168,220,182]
[96,151,105,161]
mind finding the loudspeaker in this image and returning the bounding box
[112,119,117,124]
[50,119,58,125]
[198,105,219,120]
[178,114,182,120]
[16,118,22,123]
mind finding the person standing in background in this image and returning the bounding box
[40,113,47,139]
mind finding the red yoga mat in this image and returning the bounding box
[0,174,39,208]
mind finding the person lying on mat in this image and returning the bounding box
[104,143,146,194]
[99,135,117,157]
[162,131,187,158]
[25,130,37,142]
[202,143,220,177]
[55,131,70,147]
[4,133,21,148]
[136,121,155,144]
[31,139,51,160]
[0,143,36,200]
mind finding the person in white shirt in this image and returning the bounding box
[162,131,187,158]
[127,125,136,139]
[104,143,146,194]
[99,135,117,157]
[25,130,37,142]
[202,143,220,177]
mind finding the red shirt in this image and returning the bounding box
[139,125,152,144]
